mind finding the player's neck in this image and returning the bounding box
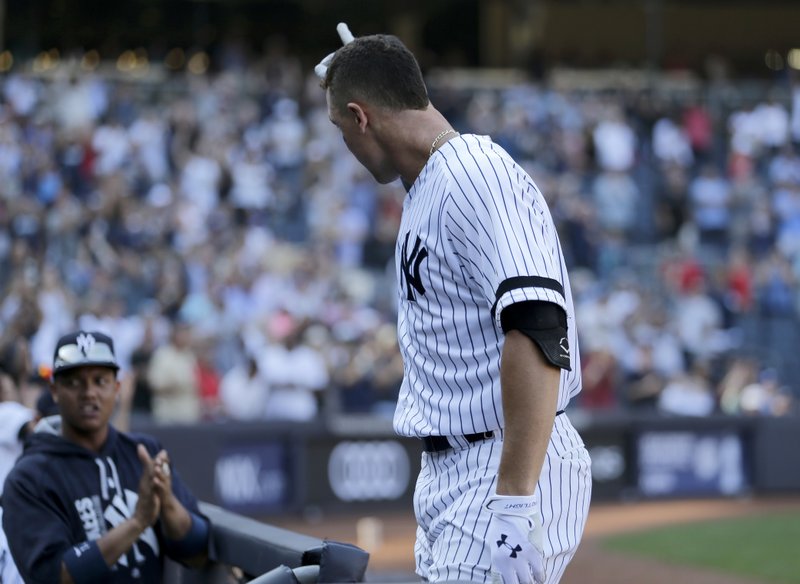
[63,423,111,453]
[382,105,456,186]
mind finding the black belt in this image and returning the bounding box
[422,410,565,453]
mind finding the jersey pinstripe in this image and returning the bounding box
[393,133,582,438]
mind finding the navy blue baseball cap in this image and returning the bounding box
[52,331,120,375]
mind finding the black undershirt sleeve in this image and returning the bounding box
[500,300,572,371]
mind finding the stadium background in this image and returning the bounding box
[1,0,800,582]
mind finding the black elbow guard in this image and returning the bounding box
[500,301,572,371]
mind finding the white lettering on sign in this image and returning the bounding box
[588,446,625,482]
[638,432,744,496]
[328,441,410,502]
[214,454,286,505]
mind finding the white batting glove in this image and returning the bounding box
[486,494,545,584]
[314,22,355,79]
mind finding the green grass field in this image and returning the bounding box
[602,510,800,583]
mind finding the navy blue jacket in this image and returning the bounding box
[1,418,207,584]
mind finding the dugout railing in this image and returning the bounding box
[164,502,369,583]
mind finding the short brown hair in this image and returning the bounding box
[323,34,429,113]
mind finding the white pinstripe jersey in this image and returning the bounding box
[393,133,582,438]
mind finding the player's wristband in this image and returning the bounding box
[62,540,113,584]
[485,494,538,517]
[163,512,210,558]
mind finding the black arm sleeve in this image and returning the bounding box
[500,301,571,371]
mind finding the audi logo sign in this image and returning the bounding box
[328,441,411,502]
[588,446,625,482]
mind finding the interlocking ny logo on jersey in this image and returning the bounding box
[74,457,159,577]
[401,232,428,301]
[496,533,523,558]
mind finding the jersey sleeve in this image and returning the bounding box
[443,143,566,329]
[2,462,74,584]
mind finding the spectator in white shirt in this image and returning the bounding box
[219,356,270,421]
[593,107,637,172]
[653,115,694,168]
[229,146,275,210]
[689,164,732,249]
[92,119,130,176]
[261,324,329,422]
[0,370,34,584]
[658,362,716,416]
[753,96,790,150]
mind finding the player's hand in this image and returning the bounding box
[486,494,545,584]
[134,444,161,530]
[314,22,355,79]
[152,449,175,504]
[151,449,194,541]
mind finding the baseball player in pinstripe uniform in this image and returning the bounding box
[319,27,591,584]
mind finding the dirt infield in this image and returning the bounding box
[272,496,800,583]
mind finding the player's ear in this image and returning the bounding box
[347,103,368,132]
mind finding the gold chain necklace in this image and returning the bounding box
[429,128,459,157]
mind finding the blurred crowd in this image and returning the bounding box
[1,52,799,425]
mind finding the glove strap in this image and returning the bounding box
[485,494,538,517]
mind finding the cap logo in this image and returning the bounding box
[76,333,96,358]
[53,332,117,373]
